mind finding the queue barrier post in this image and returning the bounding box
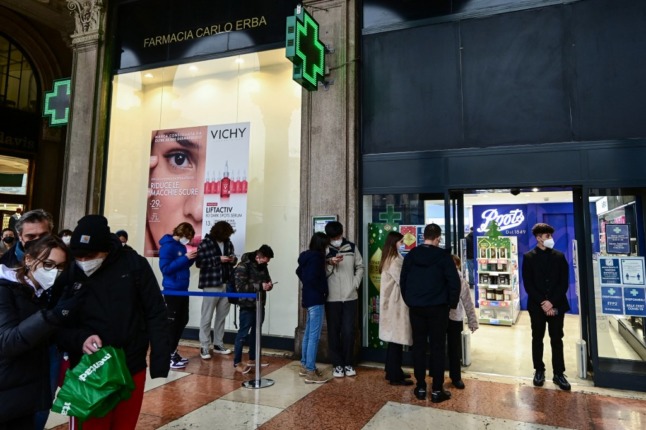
[161,289,274,389]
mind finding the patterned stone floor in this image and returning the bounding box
[46,345,646,429]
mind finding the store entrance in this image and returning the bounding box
[448,187,587,380]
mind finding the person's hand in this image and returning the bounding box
[540,300,553,313]
[468,322,479,333]
[220,256,232,263]
[262,282,273,291]
[546,308,557,317]
[82,335,103,354]
[186,249,197,259]
[45,282,85,325]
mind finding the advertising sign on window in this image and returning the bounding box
[599,256,646,317]
[145,123,250,257]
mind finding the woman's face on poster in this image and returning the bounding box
[147,129,206,252]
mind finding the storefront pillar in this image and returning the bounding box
[295,0,360,362]
[60,0,107,228]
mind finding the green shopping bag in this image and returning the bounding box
[52,346,135,421]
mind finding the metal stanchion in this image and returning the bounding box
[242,291,274,389]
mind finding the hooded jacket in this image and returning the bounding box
[400,244,460,308]
[234,251,272,309]
[57,237,170,379]
[296,250,328,308]
[158,234,194,291]
[325,239,364,302]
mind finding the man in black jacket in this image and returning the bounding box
[59,215,170,429]
[400,224,460,403]
[522,223,571,391]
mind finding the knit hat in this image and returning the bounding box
[70,215,112,255]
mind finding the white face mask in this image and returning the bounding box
[543,238,555,249]
[76,258,105,277]
[32,267,60,290]
[62,236,71,245]
[331,239,342,248]
[179,237,190,245]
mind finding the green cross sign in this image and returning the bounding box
[43,78,71,127]
[378,204,402,226]
[285,5,325,91]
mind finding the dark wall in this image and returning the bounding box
[362,0,646,154]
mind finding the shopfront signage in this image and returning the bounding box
[285,5,325,91]
[477,208,525,233]
[605,224,630,255]
[43,78,71,127]
[599,256,646,317]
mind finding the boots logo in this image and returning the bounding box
[478,209,525,232]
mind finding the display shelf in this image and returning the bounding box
[476,235,521,326]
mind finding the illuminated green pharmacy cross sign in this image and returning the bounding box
[285,6,325,91]
[43,78,71,127]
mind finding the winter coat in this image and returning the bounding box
[296,250,328,308]
[449,270,479,332]
[379,255,412,346]
[234,251,272,309]
[0,278,58,422]
[0,243,20,269]
[326,239,364,302]
[400,244,460,308]
[196,234,236,288]
[158,234,195,291]
[57,238,170,379]
[522,246,570,313]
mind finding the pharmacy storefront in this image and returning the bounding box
[103,0,301,348]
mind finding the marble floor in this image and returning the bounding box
[45,341,646,430]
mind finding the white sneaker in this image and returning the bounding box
[344,366,357,377]
[200,347,211,360]
[213,345,232,355]
[333,366,345,378]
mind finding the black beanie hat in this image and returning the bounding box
[71,215,112,255]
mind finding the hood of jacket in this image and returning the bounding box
[159,234,177,247]
[298,250,323,267]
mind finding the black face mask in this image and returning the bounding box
[2,236,14,245]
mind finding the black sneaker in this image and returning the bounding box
[171,351,188,364]
[533,370,545,387]
[553,374,571,391]
[431,390,451,403]
[170,358,187,369]
[414,386,427,400]
[452,379,465,389]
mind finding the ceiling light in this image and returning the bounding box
[189,65,198,72]
[235,57,244,64]
[532,188,539,192]
[144,73,154,78]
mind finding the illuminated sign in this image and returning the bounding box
[478,208,525,233]
[285,5,325,91]
[43,78,71,127]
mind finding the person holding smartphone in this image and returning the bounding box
[196,221,237,359]
[159,222,197,369]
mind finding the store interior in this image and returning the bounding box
[455,189,643,381]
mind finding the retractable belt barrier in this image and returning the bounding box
[161,289,275,389]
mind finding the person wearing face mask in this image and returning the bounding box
[57,229,73,246]
[57,215,170,430]
[522,223,571,391]
[324,221,365,378]
[378,231,413,386]
[0,209,54,269]
[0,228,15,257]
[159,222,197,369]
[0,235,83,428]
[232,245,274,373]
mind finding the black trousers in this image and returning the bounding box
[325,300,357,367]
[446,319,463,382]
[0,414,33,430]
[529,308,565,374]
[384,342,405,381]
[409,305,449,392]
[166,295,190,354]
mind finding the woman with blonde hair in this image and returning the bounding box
[378,231,413,385]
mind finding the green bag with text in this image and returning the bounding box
[51,346,135,421]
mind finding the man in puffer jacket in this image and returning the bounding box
[159,222,197,369]
[324,221,364,378]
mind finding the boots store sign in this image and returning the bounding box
[477,208,526,235]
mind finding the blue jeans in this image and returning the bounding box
[234,307,264,366]
[466,259,475,287]
[301,305,324,371]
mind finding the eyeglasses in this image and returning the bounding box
[39,259,66,272]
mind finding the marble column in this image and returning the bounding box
[60,0,106,228]
[294,0,360,362]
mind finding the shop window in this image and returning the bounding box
[590,189,646,363]
[0,34,38,112]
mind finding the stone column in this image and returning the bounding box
[294,0,360,362]
[60,0,106,228]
